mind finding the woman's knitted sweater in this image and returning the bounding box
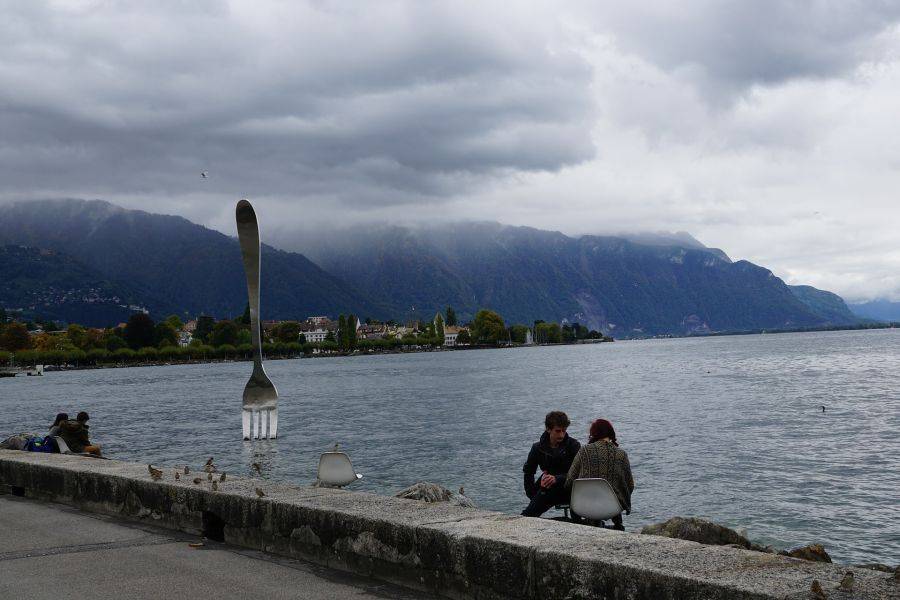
[565,440,635,514]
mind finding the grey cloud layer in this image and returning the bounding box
[0,1,595,203]
[3,1,900,301]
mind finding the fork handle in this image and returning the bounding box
[236,199,264,373]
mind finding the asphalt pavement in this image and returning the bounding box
[0,495,432,600]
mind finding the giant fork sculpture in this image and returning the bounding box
[236,199,278,440]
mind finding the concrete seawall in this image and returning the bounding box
[1,451,894,599]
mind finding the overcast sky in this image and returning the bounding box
[2,1,899,302]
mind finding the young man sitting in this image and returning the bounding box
[58,411,101,456]
[521,410,580,517]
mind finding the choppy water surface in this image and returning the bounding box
[2,329,898,564]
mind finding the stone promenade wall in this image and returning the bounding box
[0,451,894,599]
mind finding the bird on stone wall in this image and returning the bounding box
[207,472,213,481]
[211,481,218,491]
[148,464,163,481]
[193,477,202,485]
[184,465,190,474]
[205,457,216,473]
[174,471,180,480]
[219,473,226,482]
[255,487,266,498]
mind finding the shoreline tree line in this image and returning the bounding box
[0,304,608,368]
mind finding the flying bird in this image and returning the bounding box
[201,171,208,179]
[148,464,163,480]
[255,488,266,498]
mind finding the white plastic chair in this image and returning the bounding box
[316,451,362,487]
[570,478,622,523]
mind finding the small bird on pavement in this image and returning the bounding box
[219,473,226,482]
[205,457,216,473]
[255,488,266,498]
[148,464,163,480]
[193,477,202,485]
[207,472,213,481]
[251,462,262,474]
[211,481,218,491]
[174,471,180,480]
[838,571,854,591]
[809,580,825,599]
[184,465,190,474]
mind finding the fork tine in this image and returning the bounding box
[242,409,251,441]
[260,409,268,439]
[269,408,278,439]
[253,410,260,439]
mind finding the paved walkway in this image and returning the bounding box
[0,495,432,600]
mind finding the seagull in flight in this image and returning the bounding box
[201,171,209,179]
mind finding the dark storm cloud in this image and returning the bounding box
[0,1,595,206]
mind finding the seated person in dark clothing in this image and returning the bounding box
[58,411,101,455]
[521,410,580,517]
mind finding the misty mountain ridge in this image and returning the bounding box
[0,199,862,335]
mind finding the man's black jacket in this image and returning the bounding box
[522,431,581,498]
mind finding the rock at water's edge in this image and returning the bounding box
[640,517,753,548]
[395,482,476,508]
[779,543,832,563]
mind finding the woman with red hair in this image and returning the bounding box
[565,418,634,530]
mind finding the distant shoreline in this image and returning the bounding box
[18,339,614,373]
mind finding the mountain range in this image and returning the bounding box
[0,199,867,336]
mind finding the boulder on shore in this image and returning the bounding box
[779,543,832,563]
[640,517,754,548]
[395,482,476,508]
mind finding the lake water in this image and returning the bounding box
[2,329,898,565]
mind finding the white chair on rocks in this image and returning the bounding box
[570,478,622,526]
[316,450,362,488]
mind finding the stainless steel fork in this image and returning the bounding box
[236,199,278,440]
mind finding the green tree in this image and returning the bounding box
[337,314,348,350]
[272,321,301,344]
[446,306,457,326]
[535,322,561,343]
[346,314,357,349]
[124,313,156,349]
[0,322,31,351]
[0,306,7,322]
[154,322,178,347]
[472,309,505,344]
[194,315,215,343]
[66,324,88,350]
[456,329,471,345]
[105,332,127,351]
[297,332,307,345]
[238,303,251,326]
[210,320,239,347]
[237,329,252,345]
[324,329,336,343]
[509,324,529,344]
[164,314,184,331]
[434,314,445,344]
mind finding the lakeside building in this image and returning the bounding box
[444,326,461,346]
